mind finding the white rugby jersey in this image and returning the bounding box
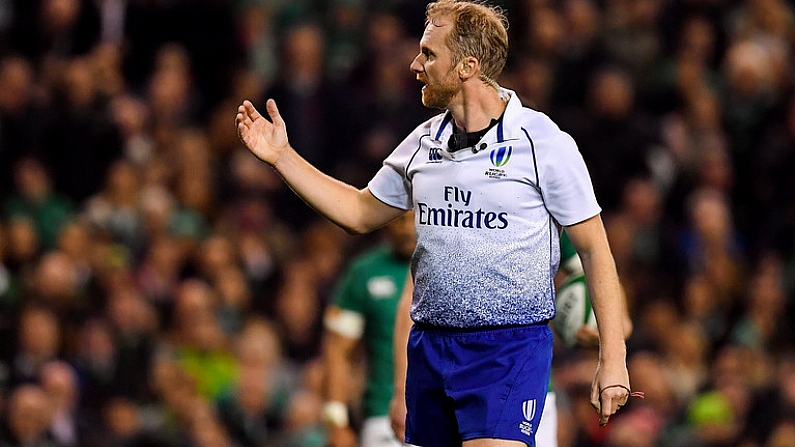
[368,89,600,328]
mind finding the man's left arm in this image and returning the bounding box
[564,215,630,426]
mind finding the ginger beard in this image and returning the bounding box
[420,67,462,110]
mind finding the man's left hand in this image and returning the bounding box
[590,362,631,426]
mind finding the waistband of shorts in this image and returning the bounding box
[412,320,550,334]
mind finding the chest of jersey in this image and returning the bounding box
[407,137,548,231]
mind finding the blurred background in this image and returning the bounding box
[0,0,793,446]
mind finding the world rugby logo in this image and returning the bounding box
[522,399,536,421]
[490,146,512,167]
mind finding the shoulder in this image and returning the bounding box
[513,108,578,154]
[514,108,568,138]
[499,90,574,145]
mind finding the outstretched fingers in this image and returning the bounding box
[236,100,272,141]
[234,99,290,165]
[236,101,263,127]
[235,113,247,141]
[243,100,262,120]
[236,104,253,131]
[265,99,285,128]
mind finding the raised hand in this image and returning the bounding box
[235,99,290,166]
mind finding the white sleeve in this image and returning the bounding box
[536,129,601,226]
[369,166,412,210]
[367,124,428,210]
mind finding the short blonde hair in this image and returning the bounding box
[426,0,509,82]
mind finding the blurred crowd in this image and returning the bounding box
[0,0,794,446]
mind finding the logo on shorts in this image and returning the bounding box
[522,399,536,421]
[519,399,536,436]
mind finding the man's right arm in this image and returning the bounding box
[236,100,405,234]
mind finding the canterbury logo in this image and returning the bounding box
[429,147,443,161]
[522,399,536,421]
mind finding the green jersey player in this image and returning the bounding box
[323,213,415,447]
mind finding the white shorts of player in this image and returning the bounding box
[362,392,557,447]
[361,416,413,447]
[535,392,558,447]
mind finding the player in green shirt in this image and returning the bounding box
[322,212,415,447]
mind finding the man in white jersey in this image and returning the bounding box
[235,1,631,445]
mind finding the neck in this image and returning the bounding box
[448,82,507,132]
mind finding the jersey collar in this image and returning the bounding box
[430,88,523,147]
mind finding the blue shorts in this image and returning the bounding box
[405,323,553,447]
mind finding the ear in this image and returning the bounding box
[458,57,479,80]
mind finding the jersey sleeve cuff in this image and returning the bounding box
[556,206,602,227]
[368,166,412,210]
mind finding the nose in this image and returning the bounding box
[410,54,423,74]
